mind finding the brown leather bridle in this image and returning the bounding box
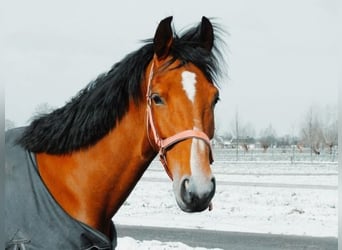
[145,62,214,180]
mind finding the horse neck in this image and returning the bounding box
[36,91,156,236]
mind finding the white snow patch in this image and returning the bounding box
[117,237,222,250]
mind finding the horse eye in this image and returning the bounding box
[151,94,164,105]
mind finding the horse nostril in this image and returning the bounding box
[180,178,192,203]
[181,178,190,193]
[210,176,216,198]
[211,177,216,187]
[184,178,190,190]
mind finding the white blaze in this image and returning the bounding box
[190,128,212,195]
[182,71,212,195]
[190,138,206,177]
[181,71,197,103]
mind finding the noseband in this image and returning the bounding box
[146,62,214,180]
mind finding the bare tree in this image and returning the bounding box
[321,105,338,154]
[231,110,240,160]
[300,106,324,160]
[240,122,256,140]
[259,124,277,152]
[230,110,256,158]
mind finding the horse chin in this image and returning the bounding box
[176,199,212,213]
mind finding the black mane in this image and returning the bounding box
[18,21,226,154]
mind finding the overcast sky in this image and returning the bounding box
[3,0,339,136]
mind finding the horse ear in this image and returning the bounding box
[153,16,173,60]
[199,16,214,52]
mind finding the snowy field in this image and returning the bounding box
[114,154,338,249]
[117,237,222,250]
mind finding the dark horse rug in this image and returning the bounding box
[5,128,117,250]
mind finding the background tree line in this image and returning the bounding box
[215,104,338,155]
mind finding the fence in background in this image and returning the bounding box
[212,146,338,163]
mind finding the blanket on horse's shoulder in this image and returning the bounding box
[5,128,117,250]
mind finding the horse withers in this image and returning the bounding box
[5,16,225,249]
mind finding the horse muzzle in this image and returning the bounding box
[174,176,216,212]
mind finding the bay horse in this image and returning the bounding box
[5,16,225,249]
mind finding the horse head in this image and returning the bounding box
[146,16,219,212]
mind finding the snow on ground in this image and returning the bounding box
[117,237,222,250]
[114,160,338,249]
